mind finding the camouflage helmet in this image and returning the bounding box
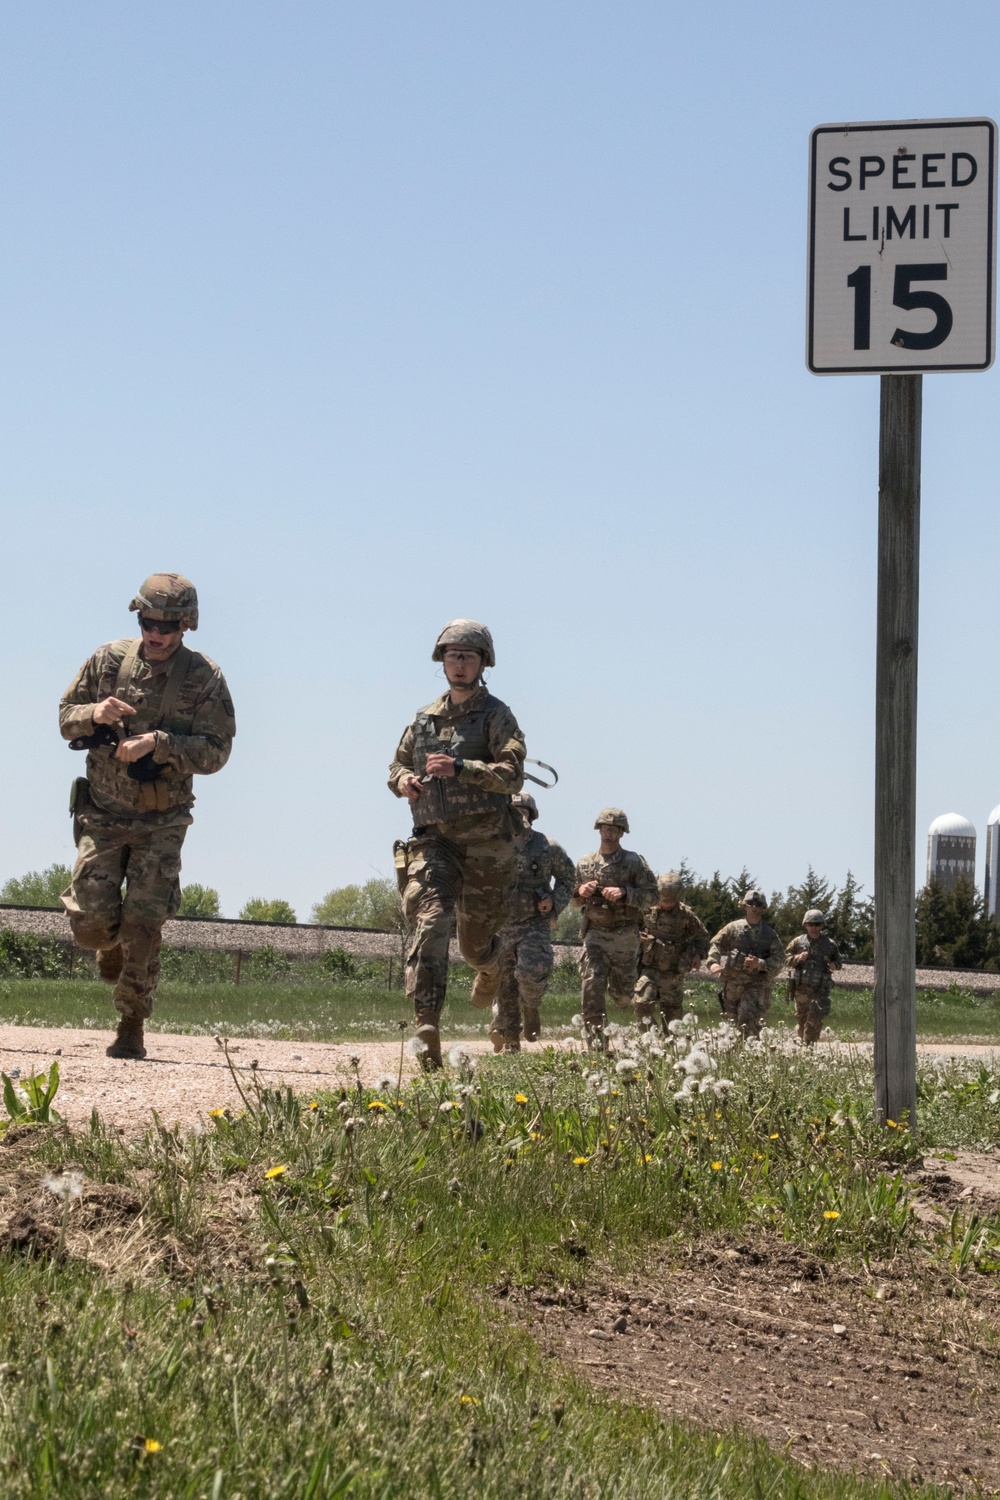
[657,871,683,898]
[803,908,826,926]
[129,573,199,630]
[511,793,539,821]
[594,807,629,833]
[742,888,767,908]
[432,619,495,668]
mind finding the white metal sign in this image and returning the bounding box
[808,118,996,374]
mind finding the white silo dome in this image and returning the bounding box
[928,813,976,839]
[989,804,1000,827]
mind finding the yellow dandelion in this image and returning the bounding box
[769,1133,779,1140]
[459,1394,481,1405]
[638,1153,654,1164]
[308,1101,319,1111]
[514,1093,529,1104]
[611,1089,621,1097]
[208,1108,225,1120]
[823,1210,840,1220]
[143,1439,161,1453]
[529,1131,542,1140]
[368,1100,388,1112]
[886,1119,897,1129]
[711,1161,722,1171]
[572,1156,590,1166]
[264,1165,288,1180]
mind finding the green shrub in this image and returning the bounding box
[239,898,297,924]
[0,864,72,908]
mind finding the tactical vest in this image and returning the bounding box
[407,695,512,829]
[797,937,836,996]
[510,832,555,922]
[85,641,196,816]
[722,920,778,986]
[641,906,699,971]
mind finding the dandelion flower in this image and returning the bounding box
[823,1210,841,1220]
[459,1394,481,1405]
[438,1100,460,1113]
[572,1156,590,1166]
[373,1072,396,1093]
[368,1100,388,1112]
[448,1044,476,1073]
[143,1439,161,1453]
[264,1165,288,1179]
[711,1161,722,1171]
[308,1101,319,1111]
[886,1119,897,1129]
[638,1153,654,1164]
[570,1014,585,1029]
[615,1059,639,1077]
[769,1133,779,1140]
[514,1092,529,1104]
[405,1036,428,1058]
[208,1108,226,1120]
[42,1172,83,1202]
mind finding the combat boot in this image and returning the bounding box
[634,1002,656,1031]
[502,1038,521,1054]
[414,1019,442,1071]
[105,1014,146,1060]
[522,1005,541,1042]
[488,1025,506,1054]
[96,944,124,984]
[470,967,501,1010]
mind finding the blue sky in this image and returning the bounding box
[3,1,999,917]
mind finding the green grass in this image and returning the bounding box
[0,1024,986,1498]
[2,970,1000,1045]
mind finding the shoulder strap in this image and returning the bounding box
[156,645,193,728]
[113,640,143,700]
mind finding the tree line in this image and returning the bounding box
[5,862,1000,971]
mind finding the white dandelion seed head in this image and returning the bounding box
[713,1078,735,1097]
[570,1014,585,1030]
[42,1171,83,1202]
[438,1100,459,1114]
[373,1073,396,1094]
[343,1116,365,1133]
[337,1099,352,1115]
[615,1058,639,1076]
[667,1019,685,1036]
[406,1036,428,1058]
[447,1045,476,1075]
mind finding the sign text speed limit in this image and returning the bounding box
[808,118,996,374]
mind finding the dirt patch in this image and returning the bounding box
[512,1237,1000,1494]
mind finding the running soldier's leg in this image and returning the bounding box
[402,836,463,1021]
[580,931,613,1036]
[491,929,523,1045]
[605,930,641,1010]
[514,922,553,1007]
[736,982,768,1040]
[794,993,811,1040]
[454,837,516,985]
[799,987,830,1046]
[657,972,686,1028]
[633,970,660,1025]
[61,822,129,956]
[113,824,187,1019]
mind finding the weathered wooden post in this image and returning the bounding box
[874,373,921,1127]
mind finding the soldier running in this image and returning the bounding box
[633,871,709,1031]
[572,809,657,1049]
[489,793,575,1053]
[785,909,843,1045]
[59,574,236,1059]
[389,620,525,1069]
[707,888,784,1039]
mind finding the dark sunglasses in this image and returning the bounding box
[138,616,182,636]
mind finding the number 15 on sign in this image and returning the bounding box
[808,119,996,374]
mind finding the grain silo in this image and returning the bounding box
[926,813,977,892]
[985,806,1000,917]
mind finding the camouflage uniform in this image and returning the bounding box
[574,847,657,1034]
[491,827,575,1045]
[786,932,842,1044]
[707,916,785,1038]
[389,685,525,1022]
[634,901,709,1028]
[60,635,235,1022]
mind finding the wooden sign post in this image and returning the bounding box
[808,119,996,1126]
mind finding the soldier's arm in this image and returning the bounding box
[687,909,711,959]
[828,940,843,970]
[785,935,803,963]
[549,842,576,915]
[59,650,107,740]
[453,704,525,795]
[571,859,590,907]
[706,922,734,967]
[622,856,658,911]
[151,669,236,776]
[388,723,417,797]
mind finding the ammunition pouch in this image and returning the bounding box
[393,839,410,899]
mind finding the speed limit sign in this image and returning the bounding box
[808,118,996,373]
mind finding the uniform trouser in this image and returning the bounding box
[61,815,187,1020]
[492,918,553,1040]
[720,979,771,1039]
[795,986,831,1045]
[580,927,640,1027]
[633,969,686,1027]
[401,830,516,1020]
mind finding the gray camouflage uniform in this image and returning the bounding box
[573,849,657,1031]
[492,828,575,1043]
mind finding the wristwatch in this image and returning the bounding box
[453,758,464,776]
